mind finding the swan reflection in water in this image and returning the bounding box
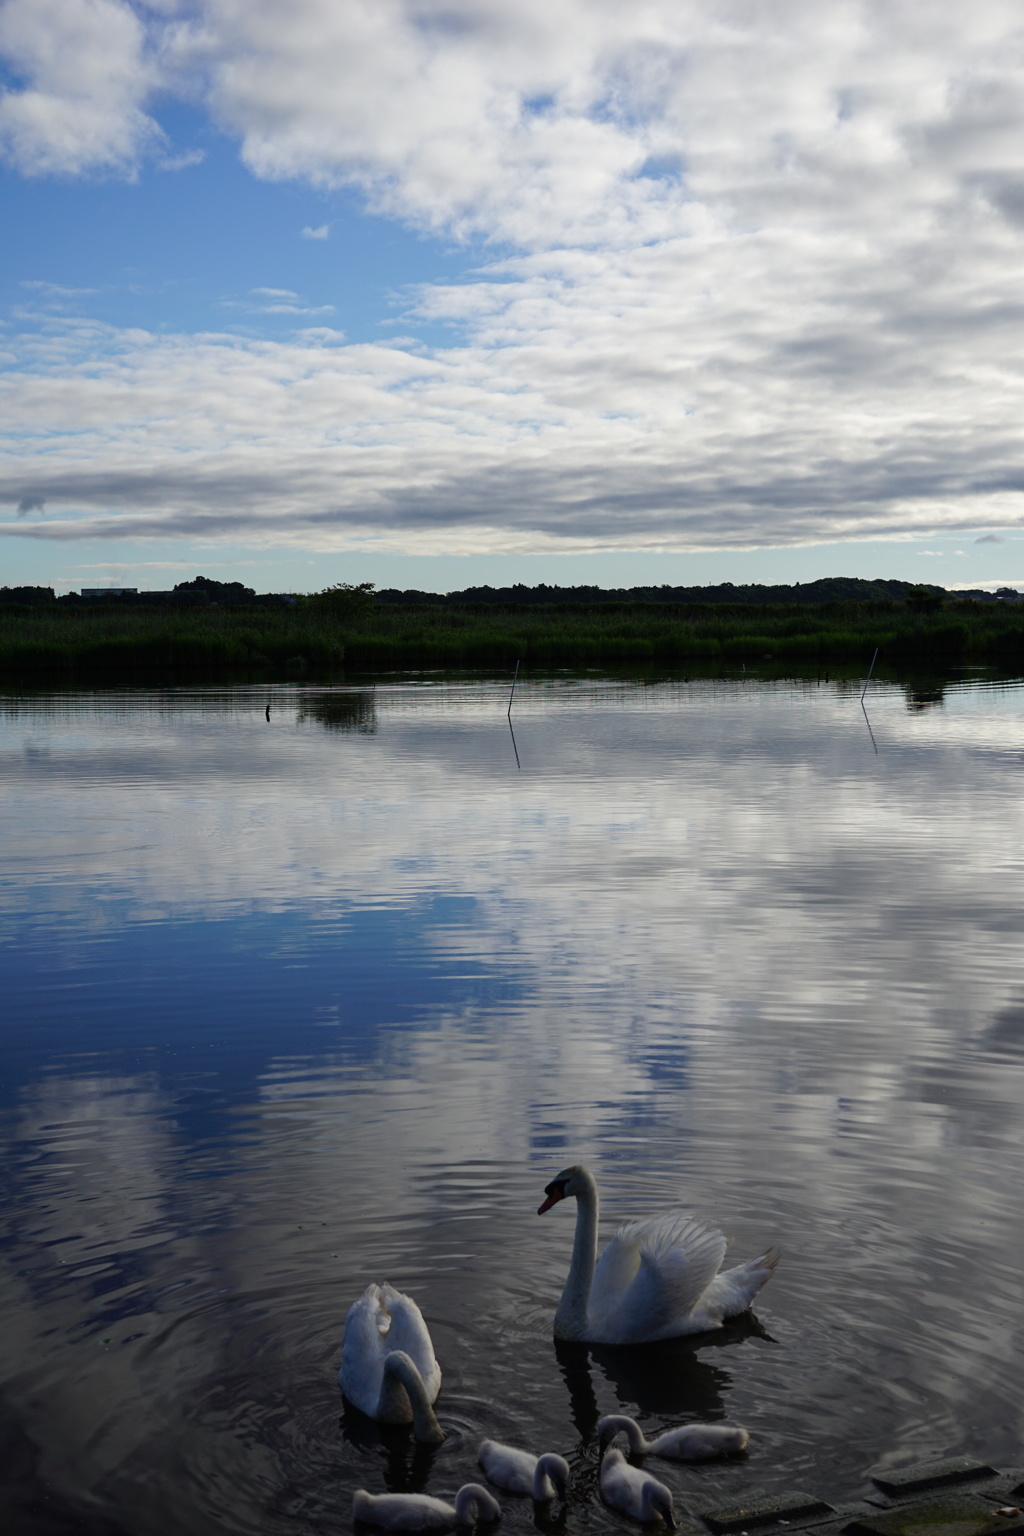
[555,1309,773,1438]
[340,1409,443,1494]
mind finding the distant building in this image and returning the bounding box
[80,588,137,597]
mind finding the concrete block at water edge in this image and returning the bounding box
[702,1491,837,1533]
[870,1462,999,1500]
[845,1493,1024,1536]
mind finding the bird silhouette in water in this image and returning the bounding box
[265,704,270,721]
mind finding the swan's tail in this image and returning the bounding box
[715,1247,779,1316]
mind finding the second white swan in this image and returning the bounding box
[538,1164,778,1344]
[340,1282,444,1444]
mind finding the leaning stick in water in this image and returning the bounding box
[861,647,879,702]
[508,659,520,718]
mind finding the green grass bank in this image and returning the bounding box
[2,597,1024,679]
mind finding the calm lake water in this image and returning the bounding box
[2,674,1024,1536]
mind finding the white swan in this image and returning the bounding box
[340,1283,444,1444]
[599,1447,676,1527]
[353,1486,501,1530]
[478,1440,569,1500]
[538,1164,778,1344]
[598,1414,750,1460]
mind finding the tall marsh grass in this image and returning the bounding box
[0,604,345,675]
[1,598,1022,678]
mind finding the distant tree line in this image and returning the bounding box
[0,576,294,607]
[2,574,1020,609]
[5,575,1024,678]
[372,577,1014,606]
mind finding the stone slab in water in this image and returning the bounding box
[844,1493,1024,1536]
[871,1462,1000,1498]
[702,1492,837,1533]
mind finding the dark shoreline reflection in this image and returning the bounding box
[904,681,946,711]
[296,689,377,732]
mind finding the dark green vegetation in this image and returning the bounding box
[374,575,975,605]
[2,581,1024,678]
[0,600,346,676]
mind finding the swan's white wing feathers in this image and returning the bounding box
[592,1212,728,1341]
[379,1287,441,1402]
[587,1224,644,1325]
[633,1212,728,1328]
[341,1284,390,1415]
[704,1247,780,1317]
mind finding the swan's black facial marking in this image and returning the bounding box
[538,1177,569,1215]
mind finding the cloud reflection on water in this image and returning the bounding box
[1,678,1024,1533]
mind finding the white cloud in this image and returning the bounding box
[5,4,1024,549]
[9,3,1024,243]
[154,0,1024,249]
[950,576,1024,590]
[220,287,336,315]
[74,559,240,569]
[3,298,1024,550]
[158,146,205,171]
[0,0,162,175]
[20,280,97,295]
[301,224,329,240]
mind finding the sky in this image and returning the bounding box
[1,0,1024,594]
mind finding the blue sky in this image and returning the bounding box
[0,102,483,345]
[1,0,1023,594]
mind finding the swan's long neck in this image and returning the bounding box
[453,1485,500,1525]
[534,1453,569,1500]
[554,1168,599,1340]
[600,1415,648,1455]
[380,1351,445,1445]
[642,1483,676,1528]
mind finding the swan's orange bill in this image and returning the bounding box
[538,1192,563,1214]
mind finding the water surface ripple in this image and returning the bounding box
[2,675,1024,1535]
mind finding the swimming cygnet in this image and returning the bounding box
[599,1447,676,1527]
[353,1485,501,1530]
[478,1439,569,1499]
[598,1413,750,1461]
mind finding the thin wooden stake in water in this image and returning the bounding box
[861,698,879,754]
[861,647,879,702]
[508,715,521,771]
[508,659,520,718]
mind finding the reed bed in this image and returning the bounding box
[0,604,345,675]
[1,598,1022,678]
